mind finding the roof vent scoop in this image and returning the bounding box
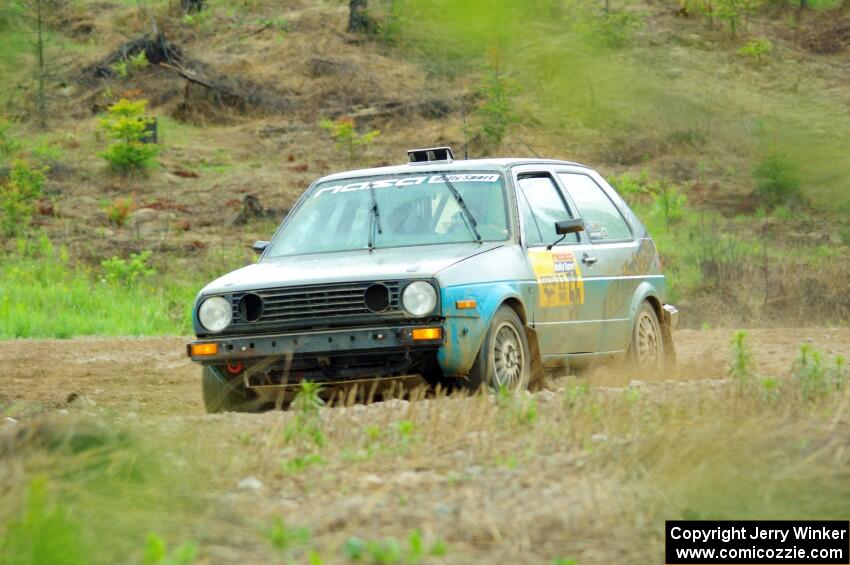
[407,147,454,164]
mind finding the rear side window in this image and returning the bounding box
[557,173,632,242]
[516,175,578,246]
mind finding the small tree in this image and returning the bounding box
[99,98,160,174]
[475,65,517,153]
[0,160,46,238]
[320,116,380,164]
[348,0,376,33]
[714,0,763,36]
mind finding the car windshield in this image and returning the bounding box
[266,171,510,257]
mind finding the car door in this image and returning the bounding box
[554,169,640,353]
[513,168,604,356]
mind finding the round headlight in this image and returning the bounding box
[402,281,437,317]
[199,296,232,333]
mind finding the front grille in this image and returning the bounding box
[225,281,405,334]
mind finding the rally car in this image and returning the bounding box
[187,147,677,412]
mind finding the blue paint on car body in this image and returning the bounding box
[437,282,526,375]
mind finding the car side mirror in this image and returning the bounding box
[252,240,269,255]
[555,219,584,235]
[547,219,584,250]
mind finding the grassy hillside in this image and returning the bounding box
[1,0,849,336]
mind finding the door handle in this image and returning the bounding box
[581,253,597,265]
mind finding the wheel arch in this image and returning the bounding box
[437,283,529,377]
[628,282,676,369]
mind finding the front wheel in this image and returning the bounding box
[629,302,665,375]
[465,305,531,392]
[201,366,256,413]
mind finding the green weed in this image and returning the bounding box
[0,476,87,565]
[264,517,311,553]
[284,381,326,447]
[343,529,446,564]
[564,383,589,409]
[793,346,847,400]
[100,250,156,286]
[496,386,538,425]
[281,453,324,474]
[143,533,198,565]
[728,330,755,391]
[759,376,781,403]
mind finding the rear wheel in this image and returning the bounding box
[201,366,256,413]
[630,302,665,374]
[465,305,531,392]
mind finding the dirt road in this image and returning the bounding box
[2,328,849,416]
[2,328,850,564]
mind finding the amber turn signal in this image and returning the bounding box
[190,342,218,356]
[455,299,477,310]
[412,327,442,341]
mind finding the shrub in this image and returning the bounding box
[651,182,688,230]
[319,116,380,164]
[582,11,644,48]
[793,345,847,400]
[608,170,686,228]
[753,151,802,208]
[110,51,149,80]
[99,98,160,174]
[100,250,155,286]
[0,118,22,162]
[103,195,135,227]
[737,37,773,61]
[1,159,46,238]
[714,0,763,35]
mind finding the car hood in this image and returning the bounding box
[200,242,504,295]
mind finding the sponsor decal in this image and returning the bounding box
[313,174,501,198]
[529,250,585,308]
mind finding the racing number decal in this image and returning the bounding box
[529,250,585,308]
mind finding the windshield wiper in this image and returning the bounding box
[368,181,382,252]
[441,174,482,243]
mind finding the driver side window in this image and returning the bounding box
[517,174,578,246]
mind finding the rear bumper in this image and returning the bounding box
[187,324,444,364]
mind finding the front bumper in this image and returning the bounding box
[187,324,444,364]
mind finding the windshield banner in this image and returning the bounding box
[313,174,501,198]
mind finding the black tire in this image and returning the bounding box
[629,302,665,375]
[201,365,255,413]
[465,305,531,392]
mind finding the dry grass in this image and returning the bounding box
[2,352,849,563]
